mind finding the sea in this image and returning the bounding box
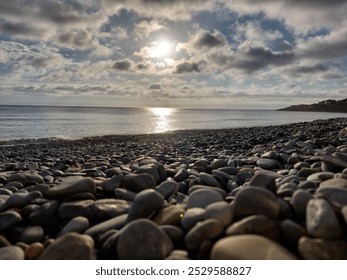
[0,105,346,144]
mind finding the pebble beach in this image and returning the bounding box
[0,117,347,260]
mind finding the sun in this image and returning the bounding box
[150,41,172,58]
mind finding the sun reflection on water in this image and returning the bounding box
[147,107,175,133]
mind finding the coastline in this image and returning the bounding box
[1,117,347,260]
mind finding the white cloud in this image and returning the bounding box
[233,20,283,50]
[133,20,167,39]
[226,0,347,34]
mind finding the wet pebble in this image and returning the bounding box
[181,208,206,231]
[298,236,347,260]
[126,189,164,222]
[185,219,223,251]
[306,198,341,239]
[117,219,173,260]
[186,189,224,209]
[211,234,296,260]
[38,233,94,260]
[46,176,96,200]
[18,226,44,244]
[233,187,281,219]
[0,246,25,260]
[0,211,22,232]
[225,214,280,241]
[58,216,89,236]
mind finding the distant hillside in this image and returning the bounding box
[277,98,347,113]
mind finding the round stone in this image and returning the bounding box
[290,189,313,220]
[160,225,184,243]
[218,166,238,175]
[342,206,347,223]
[153,205,185,226]
[0,235,11,247]
[188,185,227,198]
[280,219,307,248]
[307,172,335,182]
[184,219,223,251]
[0,246,25,260]
[210,159,227,170]
[0,189,13,196]
[29,200,59,227]
[174,168,189,182]
[186,189,224,209]
[90,199,130,221]
[233,187,281,219]
[46,176,96,199]
[298,236,347,259]
[18,226,44,244]
[225,214,280,241]
[5,191,42,208]
[117,219,173,260]
[298,168,320,178]
[248,170,281,193]
[84,213,127,238]
[58,200,94,219]
[114,188,136,201]
[58,216,90,237]
[211,234,296,260]
[134,163,160,183]
[7,173,29,184]
[165,249,190,260]
[316,187,347,208]
[256,158,277,169]
[0,211,22,232]
[155,180,179,199]
[321,156,347,173]
[24,242,45,260]
[204,201,233,227]
[38,233,94,260]
[319,178,347,189]
[198,172,222,188]
[306,198,342,239]
[101,174,123,192]
[122,173,157,193]
[126,189,164,222]
[181,207,206,230]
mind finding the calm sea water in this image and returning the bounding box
[0,105,346,143]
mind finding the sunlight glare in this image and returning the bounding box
[148,107,175,133]
[150,107,174,117]
[150,41,172,58]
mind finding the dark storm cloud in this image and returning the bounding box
[299,36,347,60]
[32,55,54,68]
[0,1,29,17]
[113,59,133,71]
[37,0,85,25]
[0,21,42,37]
[148,84,161,89]
[245,0,347,7]
[193,31,226,49]
[235,47,295,73]
[0,0,87,25]
[290,64,329,74]
[141,0,211,7]
[136,62,149,70]
[56,30,92,48]
[289,0,347,5]
[174,61,201,74]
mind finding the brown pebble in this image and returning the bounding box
[25,242,44,260]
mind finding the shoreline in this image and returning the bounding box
[1,116,346,147]
[1,117,347,260]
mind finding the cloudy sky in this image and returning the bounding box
[0,0,346,109]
